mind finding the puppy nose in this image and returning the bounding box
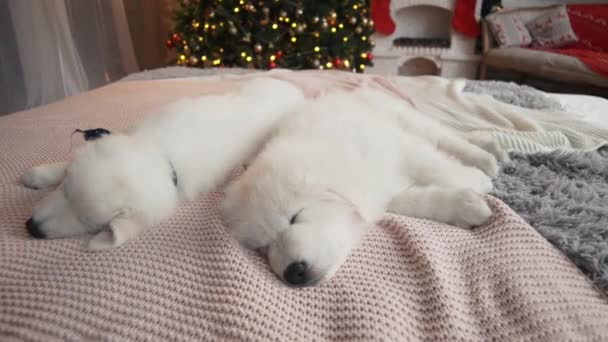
[284,261,309,286]
[26,218,45,239]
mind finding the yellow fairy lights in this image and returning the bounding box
[270,55,276,61]
[359,64,365,70]
[180,55,186,61]
[201,55,207,61]
[192,21,200,28]
[285,17,290,22]
[353,4,359,9]
[234,7,239,13]
[314,46,320,52]
[331,27,337,33]
[291,37,297,43]
[241,52,247,57]
[272,23,278,29]
[213,59,222,65]
[361,36,367,41]
[344,60,350,67]
[361,53,368,58]
[198,36,203,41]
[291,23,297,28]
[204,23,210,29]
[339,23,344,29]
[246,56,252,62]
[326,62,333,68]
[343,37,348,42]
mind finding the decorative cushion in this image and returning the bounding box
[487,11,533,47]
[526,5,578,48]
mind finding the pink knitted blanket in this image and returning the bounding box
[1,72,607,340]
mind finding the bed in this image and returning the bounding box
[1,69,608,340]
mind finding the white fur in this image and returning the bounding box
[22,78,306,250]
[23,80,501,286]
[221,86,500,286]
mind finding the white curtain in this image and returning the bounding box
[0,0,139,115]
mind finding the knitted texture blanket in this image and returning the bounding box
[123,68,608,154]
[1,72,608,340]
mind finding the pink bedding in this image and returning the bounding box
[1,72,607,340]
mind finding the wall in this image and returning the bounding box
[123,0,177,71]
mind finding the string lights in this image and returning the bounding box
[168,0,374,72]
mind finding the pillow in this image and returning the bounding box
[487,12,533,48]
[526,5,578,49]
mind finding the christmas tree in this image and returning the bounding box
[167,0,375,72]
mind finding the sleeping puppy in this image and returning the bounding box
[21,78,305,250]
[221,86,505,287]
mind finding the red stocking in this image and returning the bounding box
[452,0,481,38]
[371,0,396,35]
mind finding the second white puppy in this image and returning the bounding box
[222,86,501,287]
[22,78,305,250]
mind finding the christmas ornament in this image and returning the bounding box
[329,11,337,20]
[369,19,375,27]
[172,33,181,42]
[296,24,304,33]
[189,56,198,65]
[355,26,363,33]
[367,52,374,60]
[296,8,303,16]
[334,58,343,67]
[312,16,320,24]
[276,50,283,58]
[313,59,320,67]
[229,27,238,35]
[204,7,215,18]
[166,39,173,48]
[254,43,263,53]
[268,61,277,69]
[350,17,357,24]
[280,10,287,18]
[321,19,329,29]
[262,7,269,14]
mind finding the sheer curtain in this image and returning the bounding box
[0,0,140,115]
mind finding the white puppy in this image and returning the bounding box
[221,86,503,286]
[22,78,305,250]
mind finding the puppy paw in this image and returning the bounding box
[21,167,53,189]
[451,189,492,229]
[467,132,509,163]
[21,163,66,189]
[476,154,499,178]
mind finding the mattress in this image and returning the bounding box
[1,71,608,340]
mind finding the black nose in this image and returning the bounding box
[283,261,309,286]
[26,218,45,239]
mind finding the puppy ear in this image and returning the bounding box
[87,214,146,251]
